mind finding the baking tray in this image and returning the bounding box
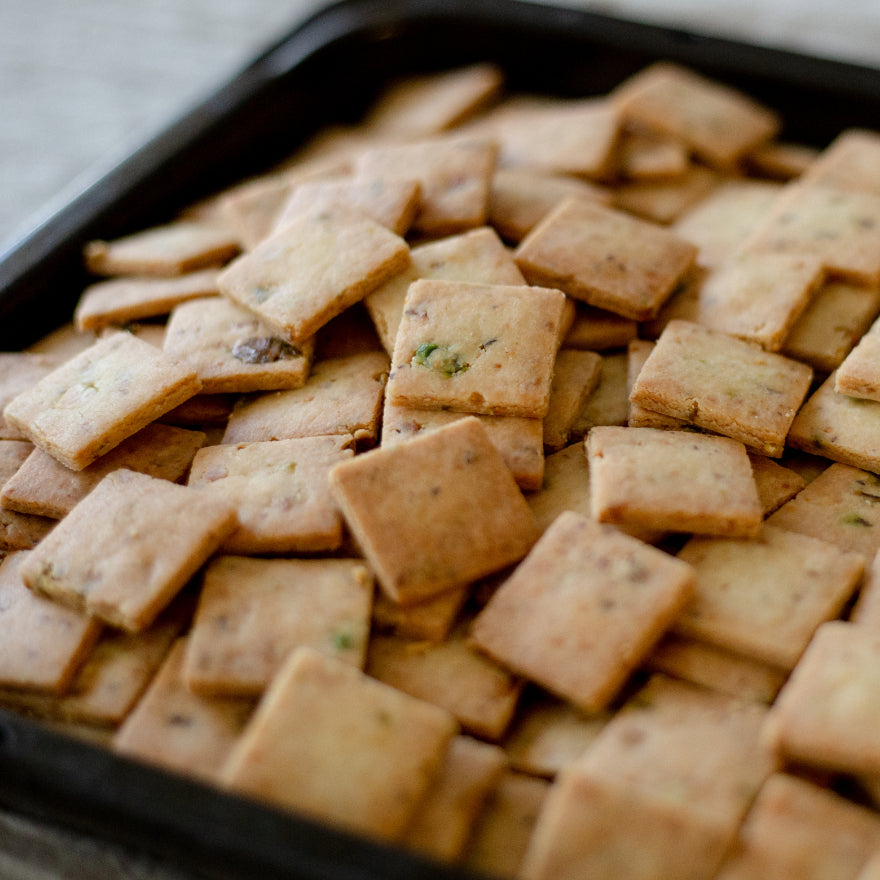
[2,0,880,877]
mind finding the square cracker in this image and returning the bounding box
[611,164,720,226]
[2,331,202,470]
[329,417,539,606]
[514,196,698,321]
[218,211,410,344]
[20,468,236,632]
[371,583,469,643]
[788,371,880,473]
[744,182,880,286]
[570,350,631,437]
[674,525,864,669]
[628,320,813,457]
[0,551,102,694]
[162,296,315,394]
[220,645,458,842]
[184,556,373,697]
[0,353,64,441]
[626,339,689,429]
[695,252,825,351]
[762,620,880,777]
[587,426,762,537]
[470,511,695,712]
[0,508,55,552]
[73,268,221,332]
[221,350,388,447]
[187,436,353,554]
[543,350,602,452]
[612,61,780,170]
[386,279,566,418]
[563,304,637,352]
[113,638,254,784]
[521,676,775,880]
[354,136,498,236]
[84,220,240,277]
[781,279,880,373]
[364,226,525,355]
[366,625,523,741]
[747,453,806,516]
[1,422,205,519]
[381,399,544,492]
[800,127,880,197]
[836,315,880,401]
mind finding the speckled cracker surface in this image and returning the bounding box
[0,551,102,694]
[222,351,388,447]
[329,417,539,606]
[675,525,863,669]
[162,296,315,394]
[218,212,410,343]
[386,279,566,418]
[2,331,202,470]
[471,511,694,712]
[20,469,236,632]
[187,435,352,554]
[84,220,239,277]
[629,320,813,456]
[514,196,697,321]
[220,646,458,842]
[587,426,762,537]
[184,556,372,697]
[1,423,205,519]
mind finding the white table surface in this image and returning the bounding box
[1,0,880,876]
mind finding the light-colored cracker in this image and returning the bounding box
[543,350,602,451]
[515,196,697,321]
[471,511,694,712]
[405,735,508,863]
[113,638,254,783]
[354,136,498,236]
[570,350,631,437]
[763,620,880,777]
[747,452,806,516]
[20,469,236,632]
[836,315,880,401]
[367,625,523,741]
[220,646,458,842]
[0,507,55,552]
[674,525,864,669]
[26,324,96,360]
[714,773,880,880]
[364,226,525,355]
[0,438,34,486]
[386,279,566,418]
[782,279,880,373]
[587,426,762,537]
[1,423,205,519]
[84,220,239,277]
[615,127,690,179]
[381,399,544,491]
[162,296,315,394]
[788,371,880,473]
[800,127,880,196]
[525,442,592,535]
[99,321,167,348]
[611,164,719,225]
[0,353,63,441]
[73,269,221,332]
[696,251,825,351]
[563,304,637,352]
[0,551,102,694]
[371,584,469,643]
[612,61,780,169]
[639,264,708,340]
[646,633,787,704]
[744,140,819,180]
[221,350,388,447]
[184,556,372,697]
[628,320,813,457]
[187,435,352,554]
[521,675,775,880]
[744,182,880,286]
[217,211,410,344]
[2,331,202,470]
[329,417,539,606]
[488,167,612,243]
[626,339,689,429]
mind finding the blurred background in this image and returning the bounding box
[2,0,880,248]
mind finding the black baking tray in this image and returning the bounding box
[2,1,880,877]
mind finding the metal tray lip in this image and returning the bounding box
[2,0,880,877]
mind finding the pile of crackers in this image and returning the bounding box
[4,58,880,878]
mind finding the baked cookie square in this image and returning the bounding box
[587,426,762,537]
[470,511,694,712]
[543,350,602,452]
[329,417,539,605]
[218,211,410,343]
[2,331,202,470]
[835,315,880,401]
[386,279,566,418]
[514,196,698,321]
[0,353,65,441]
[628,320,813,457]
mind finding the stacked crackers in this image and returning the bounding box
[3,58,880,878]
